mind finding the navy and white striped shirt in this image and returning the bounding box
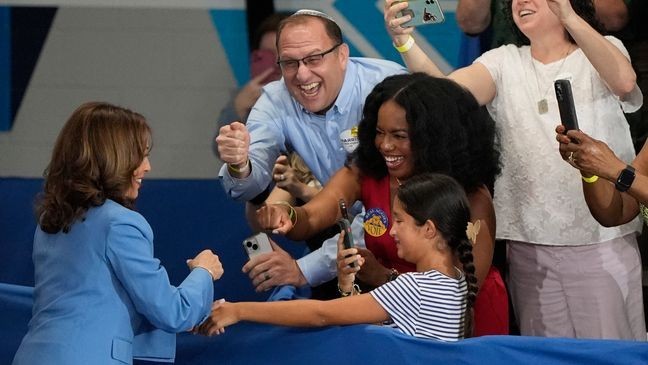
[370,269,467,341]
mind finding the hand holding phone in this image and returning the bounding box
[396,0,445,27]
[337,199,356,267]
[242,232,273,259]
[554,79,579,132]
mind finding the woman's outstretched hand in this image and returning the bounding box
[555,124,625,180]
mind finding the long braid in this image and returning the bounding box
[454,235,478,338]
[455,237,478,308]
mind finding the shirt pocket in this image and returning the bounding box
[111,337,133,364]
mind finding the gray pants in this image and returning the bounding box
[507,234,646,340]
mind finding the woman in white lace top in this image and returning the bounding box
[382,0,644,339]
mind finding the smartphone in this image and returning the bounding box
[397,0,445,27]
[250,49,281,84]
[337,199,356,267]
[242,232,273,259]
[554,79,579,132]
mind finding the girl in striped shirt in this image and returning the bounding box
[198,173,479,341]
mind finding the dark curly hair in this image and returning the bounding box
[354,73,501,193]
[504,0,604,46]
[397,173,478,324]
[36,102,151,234]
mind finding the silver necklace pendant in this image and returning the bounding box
[531,44,573,116]
[538,98,548,114]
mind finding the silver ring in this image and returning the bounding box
[280,174,285,181]
[568,152,574,163]
[264,272,271,281]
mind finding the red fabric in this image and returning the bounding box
[360,176,415,274]
[361,175,509,336]
[473,266,509,336]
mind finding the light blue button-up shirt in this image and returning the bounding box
[219,57,406,284]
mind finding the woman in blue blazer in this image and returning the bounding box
[12,102,223,365]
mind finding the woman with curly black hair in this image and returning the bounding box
[355,73,500,193]
[384,0,644,339]
[254,73,505,336]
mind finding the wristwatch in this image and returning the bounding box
[615,165,636,192]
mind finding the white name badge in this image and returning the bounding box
[340,127,359,153]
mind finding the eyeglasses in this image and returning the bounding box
[277,43,342,74]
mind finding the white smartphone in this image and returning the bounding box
[397,0,445,27]
[242,232,273,259]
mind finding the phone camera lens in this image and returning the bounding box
[245,241,252,247]
[252,243,259,250]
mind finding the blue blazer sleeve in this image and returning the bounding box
[105,212,214,333]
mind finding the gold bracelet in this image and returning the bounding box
[272,201,297,226]
[338,283,361,297]
[582,174,599,184]
[393,35,415,53]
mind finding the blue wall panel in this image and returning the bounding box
[0,178,307,302]
[209,9,249,87]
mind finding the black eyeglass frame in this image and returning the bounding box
[276,43,343,72]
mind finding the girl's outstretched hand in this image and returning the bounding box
[195,299,236,337]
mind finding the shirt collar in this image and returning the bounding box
[335,59,356,115]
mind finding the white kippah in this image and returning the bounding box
[292,9,337,24]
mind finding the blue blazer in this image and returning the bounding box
[12,200,214,365]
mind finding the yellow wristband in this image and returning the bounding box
[393,35,415,53]
[582,174,599,183]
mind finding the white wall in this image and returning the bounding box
[0,7,234,178]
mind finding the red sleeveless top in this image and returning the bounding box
[360,175,415,274]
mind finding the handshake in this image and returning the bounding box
[193,299,237,336]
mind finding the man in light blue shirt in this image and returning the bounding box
[216,9,406,293]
